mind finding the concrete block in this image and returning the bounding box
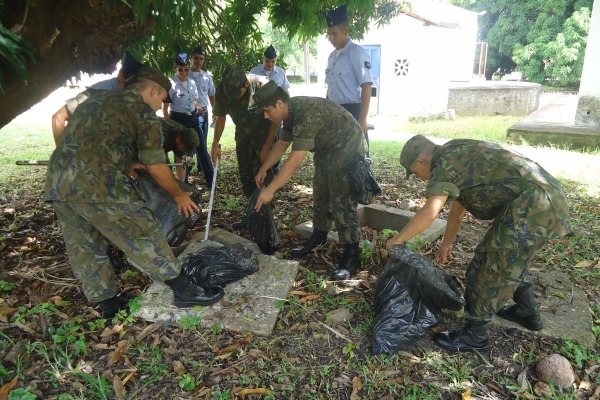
[135,228,298,337]
[294,204,446,247]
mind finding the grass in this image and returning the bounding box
[395,114,521,142]
[1,113,599,398]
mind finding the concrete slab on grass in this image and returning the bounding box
[492,270,595,348]
[135,228,298,337]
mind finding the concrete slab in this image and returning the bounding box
[507,94,600,150]
[135,228,299,336]
[294,204,446,247]
[492,270,595,348]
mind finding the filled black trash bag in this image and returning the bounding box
[243,190,281,255]
[135,170,202,247]
[181,244,260,287]
[372,246,464,355]
[348,157,382,205]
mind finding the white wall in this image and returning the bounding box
[578,0,600,99]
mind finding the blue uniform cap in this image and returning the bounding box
[175,53,189,66]
[264,45,277,59]
[325,4,348,27]
[121,52,144,79]
[192,45,204,55]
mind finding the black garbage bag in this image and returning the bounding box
[348,157,382,205]
[371,246,464,355]
[135,170,202,247]
[181,243,260,287]
[242,190,281,255]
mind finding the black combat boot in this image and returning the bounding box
[97,292,132,319]
[232,220,247,230]
[496,284,543,331]
[290,229,328,258]
[165,274,225,307]
[331,243,360,281]
[434,320,491,353]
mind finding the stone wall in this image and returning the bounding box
[448,81,541,116]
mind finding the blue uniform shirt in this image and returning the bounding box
[325,38,372,105]
[189,70,215,108]
[250,64,291,90]
[90,77,120,91]
[168,76,198,113]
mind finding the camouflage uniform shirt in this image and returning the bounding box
[44,89,166,204]
[426,139,572,237]
[280,97,366,157]
[213,83,270,143]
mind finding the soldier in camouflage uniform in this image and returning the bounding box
[388,134,572,353]
[44,67,224,319]
[252,81,368,280]
[211,65,279,200]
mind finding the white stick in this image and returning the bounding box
[204,157,219,241]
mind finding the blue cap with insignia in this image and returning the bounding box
[325,4,348,27]
[263,45,277,59]
[175,53,189,66]
[192,45,204,55]
[121,52,144,79]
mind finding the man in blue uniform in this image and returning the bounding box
[324,5,373,144]
[250,45,291,92]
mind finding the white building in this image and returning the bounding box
[317,0,478,117]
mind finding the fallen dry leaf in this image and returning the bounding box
[113,375,125,400]
[290,290,310,296]
[101,324,124,338]
[462,385,471,400]
[173,360,187,375]
[135,320,164,342]
[350,376,363,400]
[300,294,321,302]
[574,260,593,268]
[0,377,17,400]
[236,388,270,397]
[108,340,130,366]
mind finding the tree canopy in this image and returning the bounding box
[454,0,593,86]
[0,0,399,128]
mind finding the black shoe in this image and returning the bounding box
[331,243,360,281]
[165,274,224,307]
[497,304,543,331]
[232,220,247,230]
[434,321,491,353]
[290,229,328,258]
[496,284,543,331]
[97,292,131,319]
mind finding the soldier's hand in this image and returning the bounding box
[173,192,200,218]
[255,169,267,189]
[211,144,221,166]
[255,188,274,212]
[358,119,368,134]
[129,162,146,177]
[435,243,453,263]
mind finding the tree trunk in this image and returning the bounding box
[0,0,152,129]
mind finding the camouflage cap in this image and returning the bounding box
[221,64,247,99]
[400,134,434,179]
[182,127,200,157]
[135,66,172,102]
[252,81,280,107]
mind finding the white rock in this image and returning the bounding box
[536,354,575,389]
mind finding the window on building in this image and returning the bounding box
[394,59,409,76]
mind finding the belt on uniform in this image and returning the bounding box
[171,110,196,116]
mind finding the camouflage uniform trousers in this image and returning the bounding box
[312,150,360,244]
[52,201,181,303]
[235,134,274,198]
[464,184,572,322]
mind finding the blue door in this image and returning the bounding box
[362,45,381,113]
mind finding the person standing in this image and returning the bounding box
[387,135,573,353]
[44,67,224,319]
[250,45,291,174]
[211,64,279,202]
[162,53,214,186]
[250,45,291,92]
[324,4,373,145]
[253,81,368,281]
[189,45,216,151]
